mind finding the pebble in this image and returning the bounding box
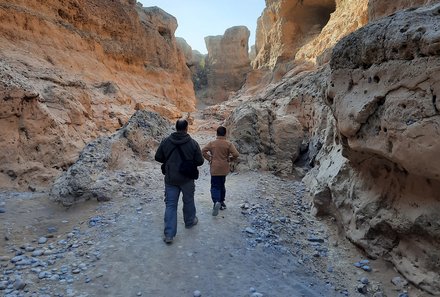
[398,293,409,297]
[47,227,57,233]
[32,250,44,257]
[245,227,256,234]
[392,276,408,288]
[251,293,264,297]
[193,290,201,297]
[360,277,369,284]
[0,208,5,213]
[361,265,372,272]
[0,281,8,290]
[25,246,35,252]
[0,256,10,261]
[38,237,48,244]
[357,284,368,294]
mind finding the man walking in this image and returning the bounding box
[155,119,204,244]
[202,126,239,216]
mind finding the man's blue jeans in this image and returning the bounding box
[164,181,196,238]
[210,176,226,204]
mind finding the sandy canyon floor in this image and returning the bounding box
[0,125,430,297]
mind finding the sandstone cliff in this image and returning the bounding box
[201,26,251,104]
[0,0,195,189]
[220,1,440,294]
[308,4,440,294]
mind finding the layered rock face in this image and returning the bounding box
[201,26,251,104]
[247,0,368,93]
[307,4,440,294]
[252,0,343,69]
[0,1,195,189]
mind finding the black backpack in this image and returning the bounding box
[161,144,199,180]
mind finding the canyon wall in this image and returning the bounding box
[222,0,440,294]
[201,26,251,104]
[307,4,440,294]
[0,0,195,189]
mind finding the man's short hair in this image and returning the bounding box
[176,119,188,132]
[216,126,226,136]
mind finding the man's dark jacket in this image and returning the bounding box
[155,131,204,185]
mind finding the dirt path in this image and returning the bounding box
[0,166,331,296]
[0,130,429,297]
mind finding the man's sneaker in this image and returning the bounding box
[163,236,173,245]
[185,216,198,229]
[220,202,227,210]
[212,202,221,216]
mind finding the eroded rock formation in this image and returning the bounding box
[368,0,439,21]
[201,26,251,104]
[49,110,171,206]
[0,1,195,189]
[252,0,340,69]
[306,3,440,294]
[217,1,440,294]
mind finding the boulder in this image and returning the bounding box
[49,110,171,206]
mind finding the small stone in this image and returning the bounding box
[0,281,8,290]
[360,277,369,284]
[251,293,264,297]
[245,227,256,234]
[0,208,5,213]
[25,246,35,252]
[398,293,409,297]
[47,227,57,233]
[72,269,81,274]
[11,255,23,263]
[361,265,372,272]
[392,276,408,288]
[327,266,334,273]
[359,259,370,265]
[357,284,368,294]
[32,250,44,257]
[0,256,10,262]
[38,237,48,244]
[354,262,362,268]
[193,290,201,297]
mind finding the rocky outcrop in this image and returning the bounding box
[368,0,439,21]
[176,37,208,93]
[252,0,340,69]
[0,1,195,189]
[246,0,368,95]
[49,110,171,206]
[222,64,328,176]
[201,26,251,104]
[306,3,440,294]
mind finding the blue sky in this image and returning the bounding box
[139,0,266,54]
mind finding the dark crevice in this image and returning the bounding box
[433,94,438,113]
